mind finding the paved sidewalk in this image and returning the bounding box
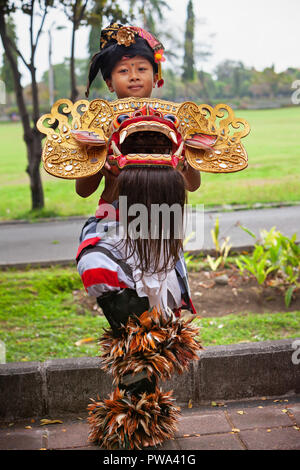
[1,396,299,450]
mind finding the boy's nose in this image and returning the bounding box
[129,69,140,81]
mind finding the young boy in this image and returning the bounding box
[75,22,201,204]
[77,24,202,449]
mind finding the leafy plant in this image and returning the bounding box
[236,225,300,307]
[206,217,232,271]
[183,231,196,268]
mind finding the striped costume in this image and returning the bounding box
[76,198,196,317]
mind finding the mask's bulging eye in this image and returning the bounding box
[112,114,130,130]
[164,114,179,127]
[117,114,130,124]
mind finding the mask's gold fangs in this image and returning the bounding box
[37,97,250,179]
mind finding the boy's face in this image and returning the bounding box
[105,56,158,99]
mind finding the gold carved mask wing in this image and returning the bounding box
[36,99,112,179]
[177,102,250,173]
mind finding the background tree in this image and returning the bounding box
[0,14,16,96]
[61,0,91,102]
[61,0,126,102]
[128,0,169,32]
[0,0,55,210]
[86,0,126,96]
[182,0,195,82]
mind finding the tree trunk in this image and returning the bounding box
[0,11,44,211]
[25,128,44,210]
[70,22,78,102]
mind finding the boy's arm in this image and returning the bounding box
[75,162,119,200]
[75,171,103,198]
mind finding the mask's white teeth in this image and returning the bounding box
[174,141,184,157]
[111,140,121,156]
[119,130,127,144]
[169,131,178,145]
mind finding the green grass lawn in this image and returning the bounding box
[0,106,300,220]
[0,265,299,363]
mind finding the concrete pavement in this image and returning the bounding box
[0,397,299,450]
[0,204,299,267]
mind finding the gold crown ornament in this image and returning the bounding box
[37,98,250,179]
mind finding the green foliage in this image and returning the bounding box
[0,266,108,362]
[0,14,17,92]
[236,226,300,307]
[195,311,300,346]
[206,217,232,271]
[1,265,299,362]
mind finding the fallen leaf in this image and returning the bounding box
[183,434,190,437]
[25,426,32,429]
[39,448,47,451]
[8,423,14,427]
[231,428,240,433]
[199,281,215,289]
[31,419,35,423]
[195,434,201,437]
[258,406,263,409]
[261,397,267,400]
[188,399,193,409]
[75,337,96,346]
[281,409,288,413]
[237,411,245,415]
[40,419,63,426]
[293,426,299,431]
[232,287,238,296]
[211,401,225,407]
[267,429,271,432]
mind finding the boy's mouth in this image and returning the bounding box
[128,85,143,91]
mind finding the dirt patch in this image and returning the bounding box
[188,269,300,317]
[73,267,300,318]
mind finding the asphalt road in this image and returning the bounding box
[0,205,299,267]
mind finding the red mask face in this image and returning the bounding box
[107,104,185,170]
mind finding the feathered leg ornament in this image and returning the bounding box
[87,298,202,449]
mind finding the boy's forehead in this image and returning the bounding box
[117,55,151,65]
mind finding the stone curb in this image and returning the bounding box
[1,338,299,421]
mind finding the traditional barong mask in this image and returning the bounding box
[37,97,250,178]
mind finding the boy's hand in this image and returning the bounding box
[178,160,201,192]
[101,162,119,178]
